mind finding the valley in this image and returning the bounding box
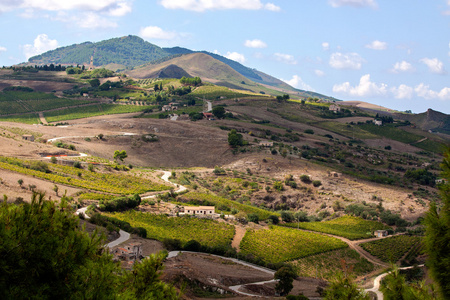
[1,51,448,299]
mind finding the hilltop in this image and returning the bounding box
[25,35,335,100]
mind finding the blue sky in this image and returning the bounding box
[1,0,450,114]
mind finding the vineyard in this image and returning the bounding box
[290,248,376,280]
[179,191,277,220]
[0,113,40,124]
[239,226,348,264]
[104,210,235,248]
[191,86,250,100]
[44,104,148,122]
[0,90,95,115]
[360,235,423,263]
[0,156,170,195]
[281,216,391,240]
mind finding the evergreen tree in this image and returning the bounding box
[425,148,450,299]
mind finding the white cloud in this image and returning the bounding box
[0,46,6,53]
[244,39,267,48]
[274,53,297,65]
[329,0,377,8]
[420,57,446,74]
[391,61,414,73]
[23,34,58,60]
[225,52,246,64]
[139,26,178,40]
[315,70,325,77]
[282,75,314,91]
[322,42,330,51]
[329,52,364,70]
[391,84,414,99]
[365,40,387,50]
[213,49,221,55]
[78,12,118,28]
[414,84,450,100]
[159,0,280,12]
[332,74,387,97]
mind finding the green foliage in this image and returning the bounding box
[274,266,296,296]
[239,226,348,264]
[324,272,370,300]
[424,148,450,299]
[0,192,119,299]
[405,168,436,187]
[281,216,391,240]
[99,194,141,212]
[281,211,294,222]
[360,236,422,263]
[228,129,244,148]
[267,215,280,224]
[114,150,128,162]
[105,211,235,249]
[273,181,284,191]
[180,76,202,86]
[212,106,225,119]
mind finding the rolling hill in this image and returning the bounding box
[25,35,335,99]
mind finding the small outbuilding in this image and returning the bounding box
[374,230,388,238]
[203,112,214,120]
[22,135,34,142]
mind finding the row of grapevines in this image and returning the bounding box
[281,216,391,240]
[239,226,348,264]
[105,211,235,248]
[360,235,422,263]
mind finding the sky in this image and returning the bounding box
[1,0,450,114]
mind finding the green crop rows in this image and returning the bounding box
[360,235,422,263]
[180,191,277,220]
[44,104,148,122]
[0,156,170,195]
[281,216,391,240]
[105,210,235,248]
[239,226,348,264]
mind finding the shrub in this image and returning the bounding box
[267,215,280,224]
[273,181,284,191]
[300,175,312,184]
[312,180,322,187]
[304,129,314,134]
[184,240,202,252]
[281,211,294,223]
[248,213,259,224]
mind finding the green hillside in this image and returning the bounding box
[29,35,169,68]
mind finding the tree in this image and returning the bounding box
[114,150,128,162]
[424,148,450,299]
[212,106,226,119]
[0,192,118,299]
[228,129,244,148]
[274,266,296,296]
[53,184,59,196]
[324,272,369,300]
[17,179,23,187]
[89,78,100,87]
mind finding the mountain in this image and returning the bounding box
[29,35,169,68]
[27,35,335,99]
[394,109,450,134]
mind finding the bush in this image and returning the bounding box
[163,238,182,251]
[304,129,314,135]
[184,240,202,252]
[273,181,284,191]
[248,213,259,224]
[300,175,312,184]
[281,211,294,223]
[312,180,322,187]
[267,215,279,225]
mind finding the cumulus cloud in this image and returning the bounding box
[225,52,246,64]
[23,34,58,60]
[315,70,325,77]
[244,39,267,48]
[139,26,178,40]
[159,0,280,12]
[415,84,450,100]
[391,84,414,99]
[329,52,364,70]
[274,53,297,65]
[78,12,118,28]
[365,40,387,50]
[329,0,377,8]
[282,75,314,91]
[420,57,446,74]
[0,46,6,53]
[2,0,132,15]
[322,42,330,51]
[332,74,387,97]
[391,61,414,73]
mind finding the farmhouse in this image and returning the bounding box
[374,230,388,238]
[436,178,448,185]
[112,243,143,262]
[329,104,341,113]
[259,141,274,147]
[184,206,215,215]
[203,112,214,120]
[22,135,34,142]
[373,119,383,126]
